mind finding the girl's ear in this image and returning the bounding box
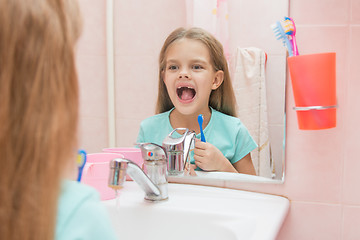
[211,70,224,90]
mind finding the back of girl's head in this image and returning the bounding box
[0,0,82,239]
[156,27,237,117]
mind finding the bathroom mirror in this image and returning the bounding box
[104,0,287,182]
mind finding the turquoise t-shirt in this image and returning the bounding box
[56,180,117,240]
[137,108,257,165]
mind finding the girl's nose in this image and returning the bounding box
[179,70,190,79]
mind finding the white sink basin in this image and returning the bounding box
[102,181,289,240]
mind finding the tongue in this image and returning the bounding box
[181,88,194,100]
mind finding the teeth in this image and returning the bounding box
[177,86,193,89]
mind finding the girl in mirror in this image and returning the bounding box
[0,0,117,239]
[137,27,257,175]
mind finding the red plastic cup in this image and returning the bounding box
[288,53,337,130]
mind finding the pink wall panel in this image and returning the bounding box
[276,0,359,238]
[343,26,360,205]
[222,0,360,238]
[277,201,342,239]
[342,206,360,239]
[77,0,108,152]
[113,0,186,147]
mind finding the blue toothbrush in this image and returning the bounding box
[197,114,206,142]
[271,21,293,56]
[77,150,87,182]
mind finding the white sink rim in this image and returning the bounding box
[103,181,289,240]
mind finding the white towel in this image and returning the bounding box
[233,47,272,178]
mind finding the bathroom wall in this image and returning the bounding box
[224,0,360,239]
[76,0,108,152]
[76,0,360,239]
[113,0,187,148]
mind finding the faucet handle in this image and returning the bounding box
[161,128,196,176]
[136,143,167,161]
[184,131,196,164]
[162,128,188,152]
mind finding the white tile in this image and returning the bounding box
[114,55,158,120]
[228,0,288,55]
[77,0,106,55]
[79,117,108,153]
[76,55,107,118]
[114,0,186,56]
[277,201,342,240]
[351,0,360,23]
[266,55,287,125]
[290,0,349,25]
[115,118,142,147]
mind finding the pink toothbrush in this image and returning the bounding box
[283,17,299,56]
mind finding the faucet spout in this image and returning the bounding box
[108,158,160,197]
[108,143,168,201]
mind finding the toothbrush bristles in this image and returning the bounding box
[271,21,294,56]
[283,17,296,35]
[283,21,294,34]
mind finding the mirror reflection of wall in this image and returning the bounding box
[77,0,288,182]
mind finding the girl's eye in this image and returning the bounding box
[192,65,203,70]
[168,65,178,70]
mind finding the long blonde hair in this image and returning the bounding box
[156,27,237,117]
[0,0,82,239]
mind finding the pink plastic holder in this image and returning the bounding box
[81,152,124,200]
[102,147,143,180]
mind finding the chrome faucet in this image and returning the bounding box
[162,128,196,176]
[108,143,168,201]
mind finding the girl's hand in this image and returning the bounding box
[183,162,197,176]
[193,138,235,172]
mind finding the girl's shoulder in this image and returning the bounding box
[56,180,118,240]
[210,109,251,136]
[57,180,102,224]
[59,180,99,205]
[212,108,242,125]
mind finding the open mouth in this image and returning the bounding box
[176,86,196,102]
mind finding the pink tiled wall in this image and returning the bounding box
[225,0,360,239]
[77,0,360,238]
[77,0,108,153]
[113,0,187,147]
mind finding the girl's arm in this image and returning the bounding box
[194,140,256,174]
[232,153,256,175]
[194,140,237,172]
